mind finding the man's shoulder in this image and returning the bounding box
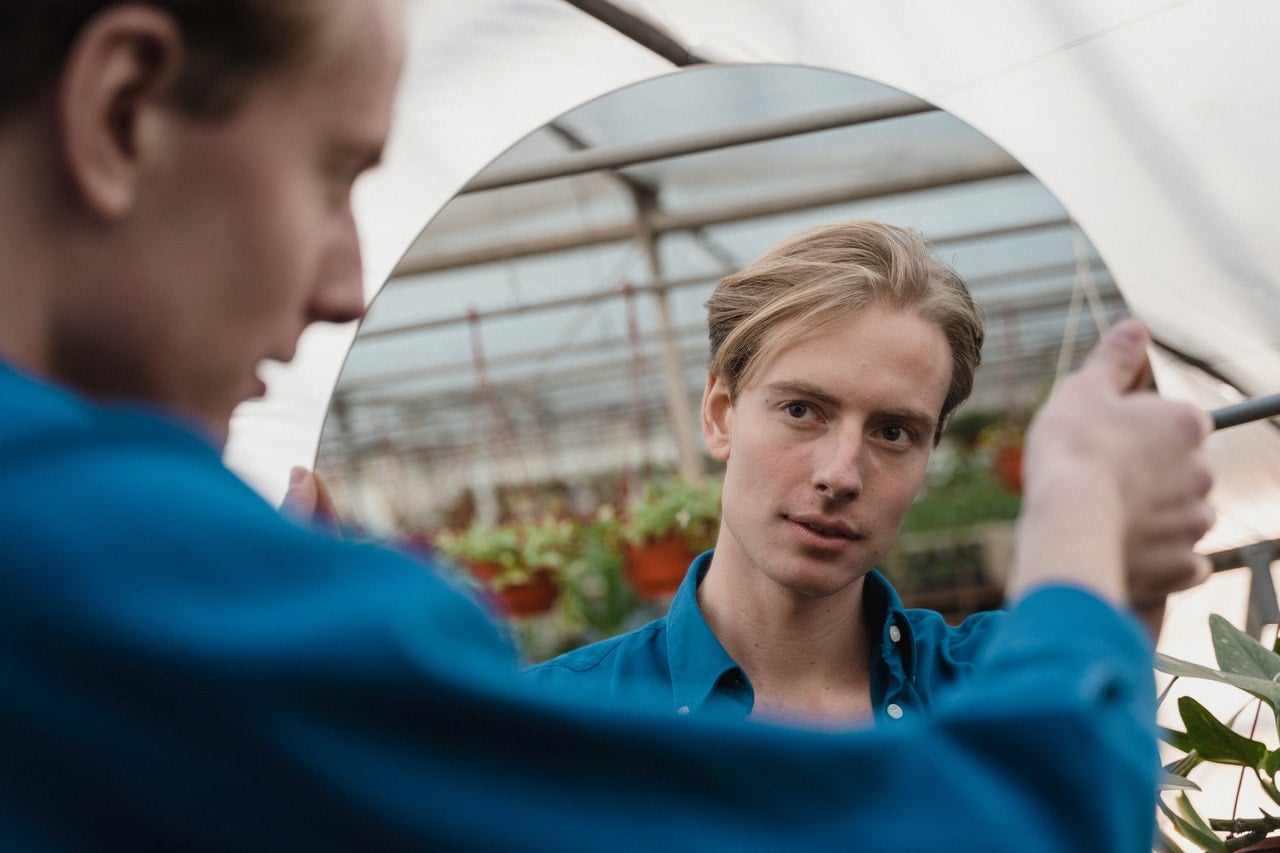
[904,605,1006,664]
[524,618,674,700]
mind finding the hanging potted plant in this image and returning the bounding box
[435,520,560,618]
[512,506,640,664]
[1155,615,1280,852]
[977,416,1028,495]
[552,506,633,635]
[621,476,721,600]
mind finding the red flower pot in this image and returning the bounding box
[624,535,695,600]
[994,444,1023,494]
[465,560,558,618]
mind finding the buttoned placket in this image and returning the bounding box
[882,616,908,722]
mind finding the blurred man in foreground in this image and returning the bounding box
[0,1,1214,848]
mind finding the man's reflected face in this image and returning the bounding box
[706,303,952,599]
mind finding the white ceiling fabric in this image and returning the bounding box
[225,0,1280,550]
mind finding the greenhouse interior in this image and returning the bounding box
[213,2,1280,848]
[315,63,1121,653]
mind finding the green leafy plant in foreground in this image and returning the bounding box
[1155,615,1280,851]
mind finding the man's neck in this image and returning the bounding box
[697,546,874,727]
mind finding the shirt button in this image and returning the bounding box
[886,703,904,720]
[888,625,902,643]
[677,705,691,716]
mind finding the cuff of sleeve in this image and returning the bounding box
[1007,583,1152,653]
[983,584,1155,714]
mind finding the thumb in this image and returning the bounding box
[1082,318,1151,394]
[281,465,318,519]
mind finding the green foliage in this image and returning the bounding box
[435,520,529,587]
[435,509,642,662]
[622,476,721,551]
[552,506,637,642]
[899,450,1020,534]
[1156,615,1280,850]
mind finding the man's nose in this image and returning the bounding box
[812,428,863,499]
[310,213,366,326]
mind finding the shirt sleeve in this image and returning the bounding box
[2,431,1158,851]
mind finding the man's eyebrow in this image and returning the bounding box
[764,380,940,429]
[762,381,841,407]
[873,407,940,433]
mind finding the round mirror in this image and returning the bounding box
[316,64,1120,658]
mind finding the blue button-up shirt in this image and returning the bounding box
[527,550,1004,724]
[1,359,1162,851]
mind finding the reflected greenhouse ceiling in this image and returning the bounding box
[318,65,1122,534]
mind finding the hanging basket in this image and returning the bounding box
[994,443,1023,494]
[465,560,559,618]
[624,534,695,600]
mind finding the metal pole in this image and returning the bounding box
[396,159,1028,278]
[1243,541,1280,638]
[632,187,705,484]
[559,0,706,68]
[367,252,1106,345]
[462,98,937,193]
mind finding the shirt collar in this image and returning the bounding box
[665,550,744,714]
[663,555,917,714]
[863,568,917,682]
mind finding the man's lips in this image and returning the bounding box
[785,514,862,540]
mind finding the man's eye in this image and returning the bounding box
[785,403,811,419]
[881,425,910,443]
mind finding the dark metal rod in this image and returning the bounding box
[1210,393,1280,431]
[560,0,706,68]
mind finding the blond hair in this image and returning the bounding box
[705,219,984,441]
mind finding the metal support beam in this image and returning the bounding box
[462,97,937,193]
[559,0,706,68]
[631,186,705,484]
[396,159,1029,278]
[364,237,1095,345]
[1244,541,1280,637]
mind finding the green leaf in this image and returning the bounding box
[1267,749,1280,778]
[1211,614,1280,680]
[1161,725,1196,753]
[1262,774,1280,808]
[1157,652,1280,713]
[1162,794,1229,852]
[1159,768,1202,792]
[1179,696,1268,768]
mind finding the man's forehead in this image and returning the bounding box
[304,0,406,82]
[749,308,952,405]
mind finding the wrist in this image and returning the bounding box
[1008,467,1128,606]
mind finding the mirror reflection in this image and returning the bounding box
[316,64,1123,661]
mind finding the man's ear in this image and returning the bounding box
[57,6,185,219]
[702,372,734,462]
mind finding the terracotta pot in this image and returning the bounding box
[994,444,1023,494]
[1236,835,1280,852]
[625,534,695,600]
[465,560,559,618]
